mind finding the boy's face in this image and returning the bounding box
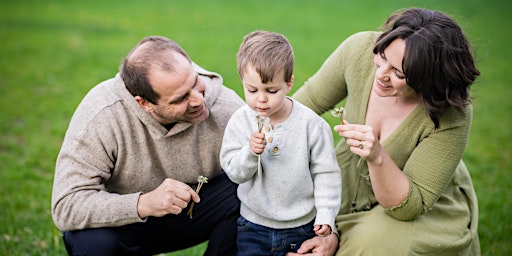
[241,65,293,119]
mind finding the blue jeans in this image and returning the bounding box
[236,216,315,256]
[63,173,239,256]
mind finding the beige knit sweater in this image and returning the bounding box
[52,63,244,232]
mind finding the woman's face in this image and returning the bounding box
[372,38,418,100]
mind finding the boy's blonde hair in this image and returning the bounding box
[237,30,294,83]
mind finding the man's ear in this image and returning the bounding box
[135,96,153,113]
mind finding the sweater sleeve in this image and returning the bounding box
[220,107,260,184]
[52,107,144,232]
[309,118,342,233]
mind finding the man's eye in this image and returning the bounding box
[176,94,188,103]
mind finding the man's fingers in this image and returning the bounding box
[189,187,200,203]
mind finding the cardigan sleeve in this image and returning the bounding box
[385,106,472,220]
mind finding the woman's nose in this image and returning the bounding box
[376,66,391,82]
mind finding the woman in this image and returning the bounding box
[290,7,480,255]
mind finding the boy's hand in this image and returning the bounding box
[250,131,266,154]
[314,224,331,236]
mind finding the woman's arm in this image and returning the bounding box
[335,105,472,220]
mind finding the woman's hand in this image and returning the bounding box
[335,121,410,208]
[334,121,382,164]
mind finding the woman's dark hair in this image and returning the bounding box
[120,36,191,104]
[373,8,480,128]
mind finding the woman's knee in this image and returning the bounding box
[338,208,413,254]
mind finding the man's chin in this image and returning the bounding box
[191,109,209,123]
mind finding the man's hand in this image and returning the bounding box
[286,233,338,256]
[137,178,200,218]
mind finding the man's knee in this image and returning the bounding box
[63,229,121,256]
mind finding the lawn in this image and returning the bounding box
[1,0,510,255]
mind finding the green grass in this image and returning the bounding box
[1,0,510,255]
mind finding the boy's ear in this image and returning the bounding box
[286,75,295,93]
[135,96,153,113]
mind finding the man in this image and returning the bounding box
[51,36,244,255]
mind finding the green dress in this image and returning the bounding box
[292,31,480,255]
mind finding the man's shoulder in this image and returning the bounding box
[216,86,245,107]
[193,62,244,111]
[64,76,128,137]
[75,76,125,116]
[83,76,122,102]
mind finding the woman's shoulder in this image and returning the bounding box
[330,31,381,67]
[438,104,473,129]
[347,31,381,42]
[339,31,381,51]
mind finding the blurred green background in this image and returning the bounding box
[1,0,510,255]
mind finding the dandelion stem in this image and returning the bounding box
[256,114,268,176]
[187,175,208,219]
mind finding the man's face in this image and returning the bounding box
[139,53,209,125]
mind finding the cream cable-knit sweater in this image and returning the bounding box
[220,99,341,232]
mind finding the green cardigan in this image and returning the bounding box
[293,31,479,254]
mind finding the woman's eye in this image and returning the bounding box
[394,70,405,79]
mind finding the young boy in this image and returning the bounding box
[220,30,341,255]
